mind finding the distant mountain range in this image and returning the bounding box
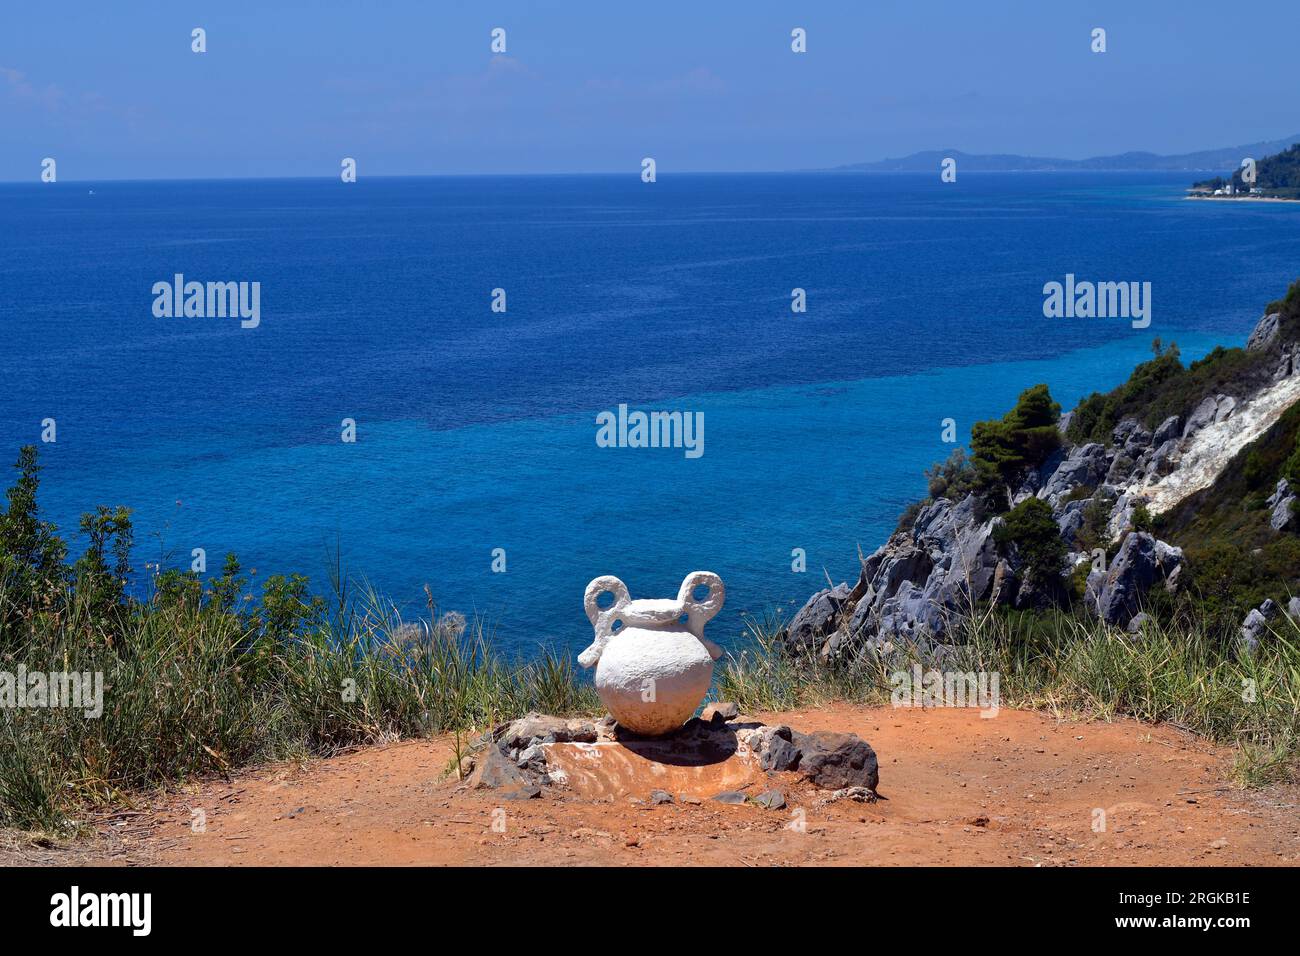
[829,135,1300,173]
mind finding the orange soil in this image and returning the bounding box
[32,705,1300,866]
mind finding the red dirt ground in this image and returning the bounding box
[10,704,1300,866]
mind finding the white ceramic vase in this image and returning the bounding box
[578,572,725,737]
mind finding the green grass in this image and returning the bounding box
[0,579,600,833]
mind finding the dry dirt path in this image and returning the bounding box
[9,705,1300,866]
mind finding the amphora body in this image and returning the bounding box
[578,572,725,736]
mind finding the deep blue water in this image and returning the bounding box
[2,172,1299,655]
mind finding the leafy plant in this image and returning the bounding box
[993,497,1066,593]
[970,384,1061,505]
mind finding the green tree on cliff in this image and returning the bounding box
[970,384,1062,508]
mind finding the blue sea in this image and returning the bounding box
[3,172,1299,656]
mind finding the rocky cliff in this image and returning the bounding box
[784,308,1300,660]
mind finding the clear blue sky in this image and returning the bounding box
[2,0,1297,181]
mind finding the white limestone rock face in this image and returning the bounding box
[578,572,725,737]
[1126,373,1300,516]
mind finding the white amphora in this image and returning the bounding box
[578,572,726,737]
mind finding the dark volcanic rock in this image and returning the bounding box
[791,730,880,791]
[756,726,801,772]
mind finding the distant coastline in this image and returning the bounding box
[1184,194,1300,203]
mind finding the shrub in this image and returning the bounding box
[925,447,975,501]
[993,497,1066,593]
[0,446,68,639]
[1283,432,1300,489]
[971,384,1061,504]
[1130,502,1154,533]
[1077,490,1117,553]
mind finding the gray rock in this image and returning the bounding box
[1114,418,1152,453]
[1112,418,1142,446]
[1038,443,1110,505]
[1105,449,1140,485]
[710,790,747,805]
[1240,599,1279,655]
[1086,532,1183,627]
[1056,505,1086,549]
[700,701,740,724]
[846,595,877,640]
[1154,538,1184,568]
[1106,493,1136,540]
[849,510,1004,644]
[1265,479,1297,532]
[516,744,547,772]
[1183,396,1221,439]
[468,744,533,792]
[989,558,1019,608]
[1152,415,1182,446]
[1266,478,1291,507]
[496,712,598,749]
[791,730,879,791]
[503,785,542,800]
[753,790,787,810]
[876,581,936,640]
[755,725,801,772]
[783,583,853,652]
[1214,395,1237,424]
[870,545,934,607]
[1125,611,1154,635]
[1146,439,1180,479]
[914,495,979,557]
[1276,343,1300,380]
[649,789,674,805]
[1247,312,1281,352]
[1270,494,1296,532]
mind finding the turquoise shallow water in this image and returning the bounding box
[2,172,1297,654]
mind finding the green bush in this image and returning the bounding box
[1283,432,1300,488]
[925,446,976,501]
[971,384,1061,505]
[993,497,1066,593]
